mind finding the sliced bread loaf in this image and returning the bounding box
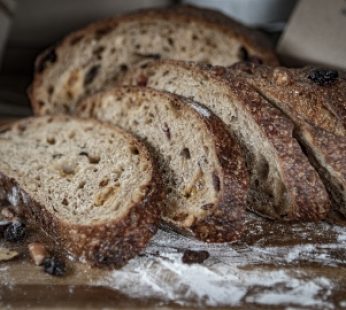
[0,116,162,266]
[29,5,278,116]
[77,86,248,242]
[121,60,331,221]
[230,63,346,215]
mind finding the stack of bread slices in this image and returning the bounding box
[1,6,345,267]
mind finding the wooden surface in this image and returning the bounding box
[0,117,346,309]
[1,210,346,309]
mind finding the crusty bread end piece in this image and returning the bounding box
[0,116,162,266]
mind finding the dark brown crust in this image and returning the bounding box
[297,124,346,216]
[230,62,346,215]
[0,116,163,267]
[230,62,346,136]
[188,98,248,242]
[29,5,278,115]
[77,86,249,242]
[122,60,331,221]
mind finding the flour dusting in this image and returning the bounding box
[98,220,346,308]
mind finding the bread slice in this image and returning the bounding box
[77,86,248,242]
[0,116,162,266]
[29,5,278,116]
[230,63,346,215]
[121,60,331,221]
[298,123,346,216]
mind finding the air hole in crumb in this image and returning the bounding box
[192,34,198,40]
[120,64,128,71]
[89,155,100,164]
[130,146,139,155]
[162,122,171,140]
[93,46,105,58]
[99,179,109,187]
[48,85,54,95]
[67,91,73,100]
[93,168,98,172]
[78,181,86,189]
[145,118,153,124]
[184,192,191,199]
[62,104,69,113]
[52,153,63,159]
[84,65,100,86]
[46,137,56,145]
[238,46,249,61]
[167,37,174,46]
[37,101,45,108]
[180,148,191,159]
[230,116,238,122]
[62,198,69,206]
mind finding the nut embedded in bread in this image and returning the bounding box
[77,86,249,242]
[0,116,162,266]
[29,5,278,116]
[121,60,331,221]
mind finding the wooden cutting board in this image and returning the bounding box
[0,117,346,309]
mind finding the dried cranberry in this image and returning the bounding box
[4,221,26,242]
[308,69,338,86]
[43,257,66,276]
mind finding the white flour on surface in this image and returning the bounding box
[1,216,345,308]
[98,221,346,308]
